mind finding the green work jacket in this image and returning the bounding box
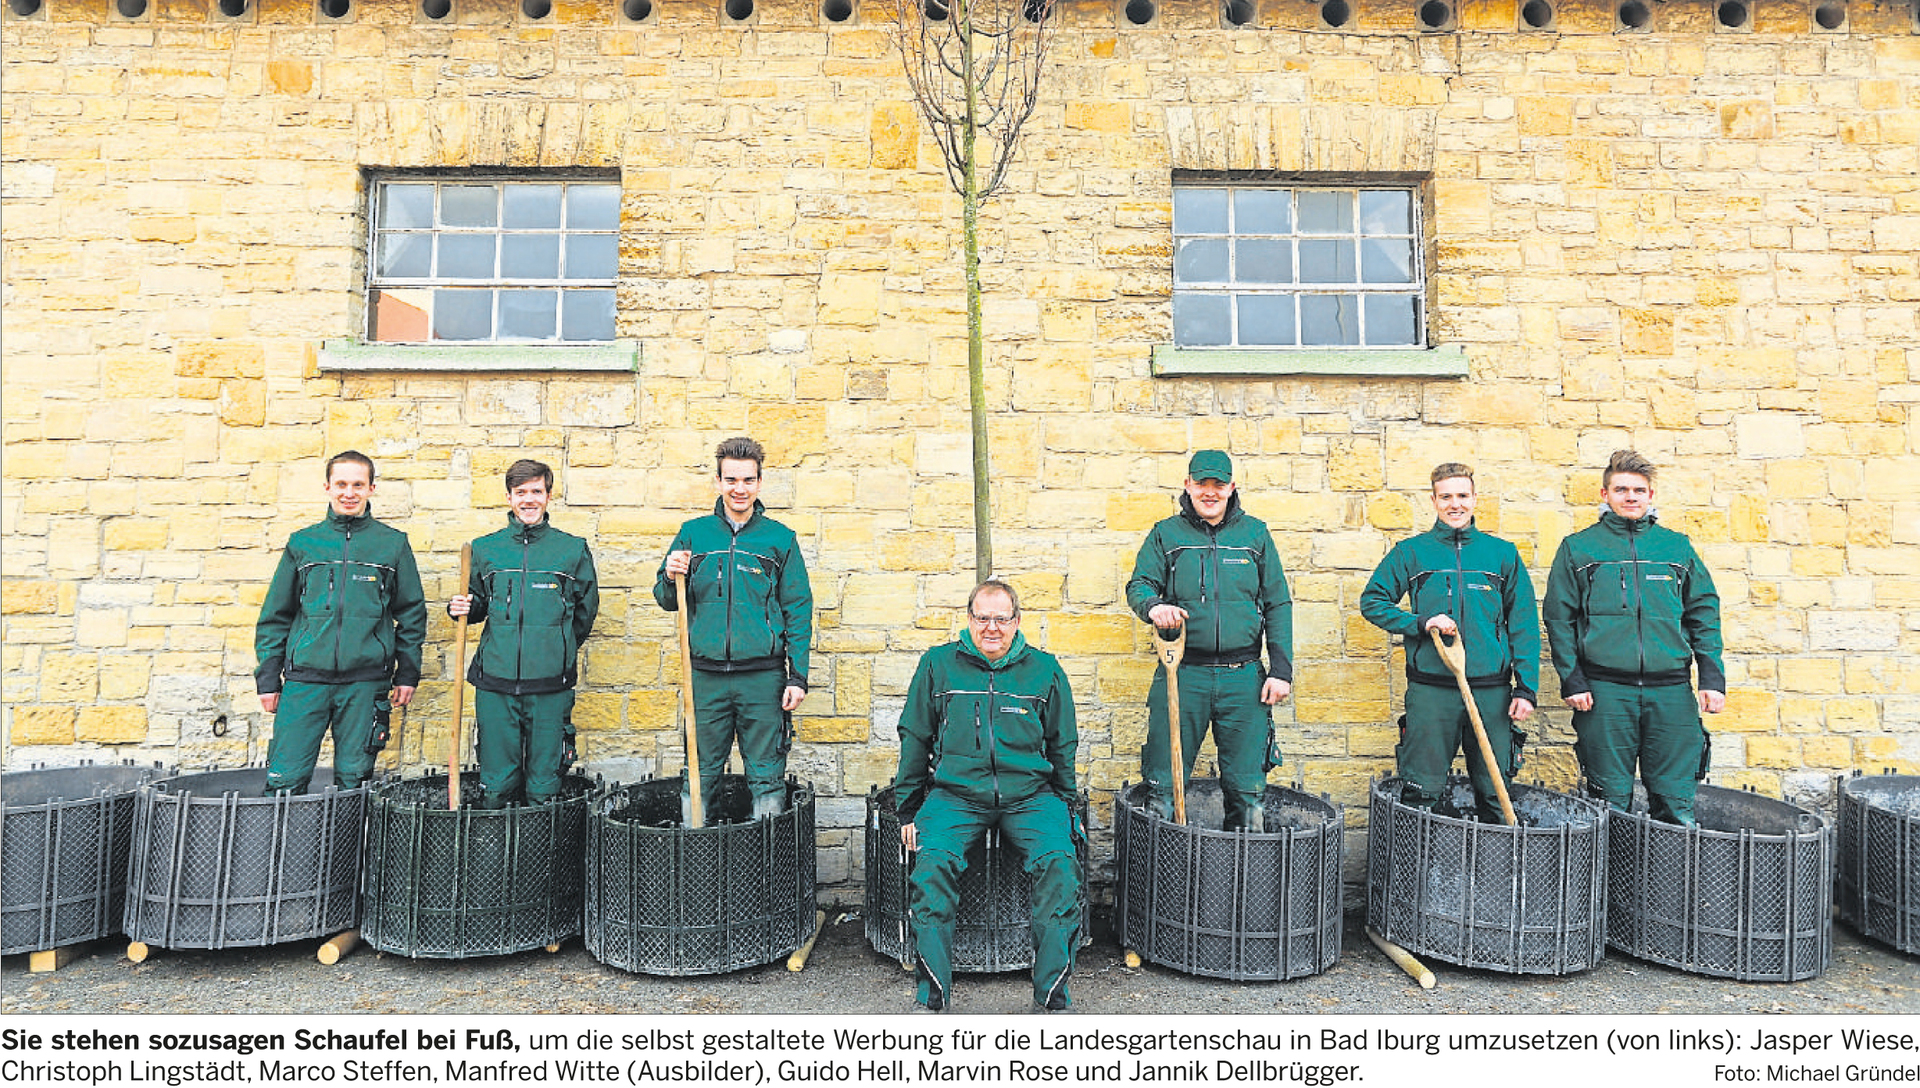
[458,514,599,694]
[1543,509,1725,696]
[652,499,814,689]
[893,631,1078,824]
[1125,492,1294,681]
[254,507,426,694]
[1360,519,1541,702]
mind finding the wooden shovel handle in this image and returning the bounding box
[1155,624,1188,826]
[1428,628,1517,826]
[674,572,703,829]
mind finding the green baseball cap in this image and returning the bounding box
[1188,450,1233,483]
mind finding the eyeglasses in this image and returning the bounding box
[968,612,1017,628]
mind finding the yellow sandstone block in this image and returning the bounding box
[76,706,147,744]
[1715,690,1779,733]
[796,716,868,743]
[1744,735,1799,769]
[2,581,61,615]
[1043,613,1134,655]
[11,706,77,745]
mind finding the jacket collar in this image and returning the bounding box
[711,497,765,533]
[1426,518,1478,544]
[327,507,372,533]
[1599,509,1656,533]
[508,512,551,542]
[959,629,1028,670]
[1177,489,1243,530]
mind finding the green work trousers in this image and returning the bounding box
[909,789,1080,1011]
[1141,660,1275,829]
[688,668,789,810]
[265,679,382,794]
[1398,681,1518,816]
[474,688,574,808]
[1574,678,1706,825]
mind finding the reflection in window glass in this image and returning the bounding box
[1171,181,1423,348]
[370,177,621,343]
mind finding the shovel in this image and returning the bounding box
[1429,628,1517,826]
[1153,623,1189,826]
[673,571,704,829]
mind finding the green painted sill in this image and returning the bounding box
[1151,344,1469,378]
[319,339,641,373]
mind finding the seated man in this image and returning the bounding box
[893,581,1081,1013]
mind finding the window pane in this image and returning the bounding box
[1360,190,1412,235]
[1173,188,1228,235]
[1233,189,1290,234]
[499,289,558,339]
[1298,239,1356,284]
[380,185,434,230]
[436,234,497,279]
[1173,293,1231,346]
[502,234,560,279]
[1300,294,1360,345]
[1360,237,1414,284]
[562,289,617,341]
[1364,295,1419,345]
[1236,296,1295,346]
[441,185,498,228]
[503,185,563,229]
[565,234,619,281]
[1296,191,1352,234]
[433,289,493,340]
[1175,238,1228,284]
[369,289,431,342]
[1235,239,1293,283]
[377,233,431,279]
[567,185,621,230]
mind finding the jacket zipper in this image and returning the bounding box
[723,521,739,663]
[514,530,531,695]
[334,525,352,674]
[985,670,1002,809]
[1626,524,1647,680]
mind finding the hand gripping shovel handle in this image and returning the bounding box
[1154,624,1188,826]
[1428,628,1517,826]
[673,572,704,829]
[449,543,472,811]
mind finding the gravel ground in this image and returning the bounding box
[5,907,1914,1018]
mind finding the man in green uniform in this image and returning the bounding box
[654,437,814,821]
[449,459,600,808]
[895,581,1080,1013]
[1126,450,1293,831]
[1544,450,1725,825]
[254,451,426,794]
[1361,463,1539,817]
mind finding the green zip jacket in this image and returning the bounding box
[254,507,427,694]
[457,514,599,695]
[1125,492,1294,681]
[893,631,1078,824]
[651,499,813,688]
[1543,509,1725,696]
[1360,519,1541,701]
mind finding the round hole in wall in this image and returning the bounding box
[8,0,43,15]
[1716,0,1747,25]
[319,0,350,17]
[1520,0,1552,26]
[1617,0,1649,26]
[622,0,650,16]
[217,0,248,16]
[1812,0,1843,25]
[1022,0,1049,19]
[822,0,852,19]
[1319,0,1350,24]
[725,0,753,18]
[1222,0,1255,24]
[522,0,551,16]
[422,0,452,17]
[117,0,149,16]
[1124,0,1154,22]
[922,0,947,18]
[1418,0,1451,27]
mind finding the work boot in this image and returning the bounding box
[753,792,787,821]
[1225,804,1266,833]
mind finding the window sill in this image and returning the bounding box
[1151,344,1468,378]
[318,339,641,373]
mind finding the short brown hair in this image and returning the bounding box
[325,450,375,483]
[967,580,1021,617]
[715,436,765,475]
[505,459,553,492]
[1603,449,1657,489]
[1430,462,1474,489]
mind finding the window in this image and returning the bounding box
[1172,183,1424,349]
[367,177,620,344]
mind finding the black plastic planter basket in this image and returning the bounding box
[2,762,162,955]
[1367,775,1610,975]
[1115,778,1343,980]
[361,772,591,959]
[1836,773,1920,955]
[586,775,817,976]
[1606,783,1830,981]
[864,785,1089,972]
[123,767,365,949]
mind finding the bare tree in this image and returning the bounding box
[889,0,1056,581]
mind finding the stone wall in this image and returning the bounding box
[4,0,1918,888]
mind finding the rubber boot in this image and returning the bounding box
[753,792,787,820]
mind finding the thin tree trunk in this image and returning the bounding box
[960,0,992,581]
